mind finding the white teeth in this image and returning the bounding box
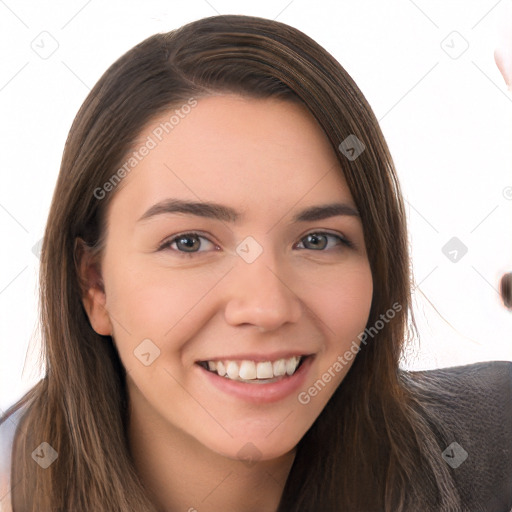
[226,361,239,380]
[272,359,286,377]
[203,356,303,381]
[216,361,226,377]
[286,356,299,376]
[239,360,257,380]
[256,361,274,379]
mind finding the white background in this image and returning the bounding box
[1,0,511,412]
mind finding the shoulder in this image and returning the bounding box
[401,360,512,512]
[0,402,30,512]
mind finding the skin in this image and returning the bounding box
[80,95,373,512]
[494,0,512,89]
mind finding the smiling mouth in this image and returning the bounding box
[196,355,308,384]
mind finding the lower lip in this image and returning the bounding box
[196,356,314,404]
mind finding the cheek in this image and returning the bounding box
[311,264,373,342]
[296,265,373,414]
[102,257,226,360]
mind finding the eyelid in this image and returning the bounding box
[295,230,354,250]
[158,229,354,254]
[157,231,219,253]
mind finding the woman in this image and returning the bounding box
[1,14,509,512]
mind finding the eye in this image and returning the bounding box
[158,232,218,254]
[295,232,353,251]
[157,231,352,255]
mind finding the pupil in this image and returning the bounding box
[179,235,199,252]
[306,234,326,250]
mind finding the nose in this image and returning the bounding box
[223,252,303,332]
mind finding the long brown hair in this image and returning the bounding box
[1,14,462,511]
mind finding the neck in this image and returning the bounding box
[127,394,296,512]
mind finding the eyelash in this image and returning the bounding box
[157,231,354,256]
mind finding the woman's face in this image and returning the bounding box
[83,94,373,462]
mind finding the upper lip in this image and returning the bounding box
[197,352,313,363]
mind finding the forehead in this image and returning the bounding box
[108,95,355,221]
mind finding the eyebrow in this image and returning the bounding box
[137,198,360,224]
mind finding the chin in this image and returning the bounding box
[203,428,302,464]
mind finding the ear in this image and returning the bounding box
[75,237,113,336]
